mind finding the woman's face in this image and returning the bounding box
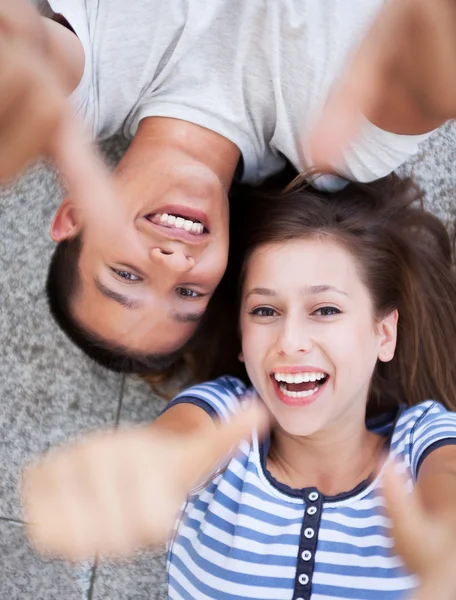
[239,237,398,438]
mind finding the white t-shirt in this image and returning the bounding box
[46,0,430,186]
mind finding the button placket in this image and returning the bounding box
[293,488,323,600]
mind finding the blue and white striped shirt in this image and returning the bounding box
[165,376,456,600]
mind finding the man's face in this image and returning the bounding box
[52,147,230,354]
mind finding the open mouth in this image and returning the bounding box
[145,204,210,237]
[272,371,329,400]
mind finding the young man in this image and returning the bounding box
[2,0,453,373]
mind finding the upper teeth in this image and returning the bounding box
[273,372,326,384]
[158,213,204,234]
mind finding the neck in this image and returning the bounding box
[267,414,385,496]
[133,117,240,189]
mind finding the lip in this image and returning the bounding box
[145,218,209,244]
[270,370,329,408]
[270,365,327,374]
[146,204,210,232]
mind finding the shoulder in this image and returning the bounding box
[166,376,249,422]
[392,401,456,477]
[397,401,456,436]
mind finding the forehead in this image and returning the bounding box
[246,237,359,285]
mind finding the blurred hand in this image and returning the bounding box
[0,0,117,216]
[310,0,456,170]
[383,464,456,600]
[22,401,268,562]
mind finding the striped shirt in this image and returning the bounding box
[165,376,456,600]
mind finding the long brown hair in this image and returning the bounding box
[188,174,456,416]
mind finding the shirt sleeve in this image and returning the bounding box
[410,401,456,478]
[332,116,434,183]
[46,0,95,134]
[162,376,248,423]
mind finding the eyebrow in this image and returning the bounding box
[169,310,205,323]
[95,278,205,323]
[95,278,142,309]
[245,285,349,299]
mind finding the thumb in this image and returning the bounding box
[194,399,270,477]
[50,108,121,223]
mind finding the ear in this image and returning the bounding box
[238,350,245,363]
[50,198,81,242]
[377,309,398,363]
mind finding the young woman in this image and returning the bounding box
[23,176,456,599]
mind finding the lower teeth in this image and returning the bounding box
[279,384,320,399]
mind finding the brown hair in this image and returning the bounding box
[187,174,456,416]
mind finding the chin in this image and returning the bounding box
[269,409,323,438]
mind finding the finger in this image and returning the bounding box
[382,463,431,574]
[75,433,137,559]
[23,451,97,561]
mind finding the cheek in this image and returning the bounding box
[333,321,380,380]
[204,248,229,285]
[240,325,263,377]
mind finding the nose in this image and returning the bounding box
[150,247,195,274]
[276,317,312,357]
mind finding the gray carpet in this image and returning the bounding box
[0,124,455,599]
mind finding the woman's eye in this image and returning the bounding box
[112,269,142,282]
[313,306,341,317]
[250,307,277,318]
[177,287,202,299]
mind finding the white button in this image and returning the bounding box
[304,527,314,539]
[301,550,312,561]
[308,491,319,501]
[298,573,310,585]
[296,598,305,600]
[307,506,317,516]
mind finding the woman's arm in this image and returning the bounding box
[416,444,456,528]
[22,400,266,561]
[383,446,456,599]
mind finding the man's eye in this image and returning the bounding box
[250,307,277,318]
[177,287,202,299]
[112,269,141,282]
[313,306,341,317]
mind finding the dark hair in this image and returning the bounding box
[194,174,456,416]
[46,235,184,374]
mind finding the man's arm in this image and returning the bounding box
[0,0,118,220]
[41,16,85,94]
[310,0,456,170]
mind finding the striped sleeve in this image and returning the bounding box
[163,376,248,423]
[410,401,456,477]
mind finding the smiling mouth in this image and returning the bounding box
[272,371,329,399]
[146,212,209,236]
